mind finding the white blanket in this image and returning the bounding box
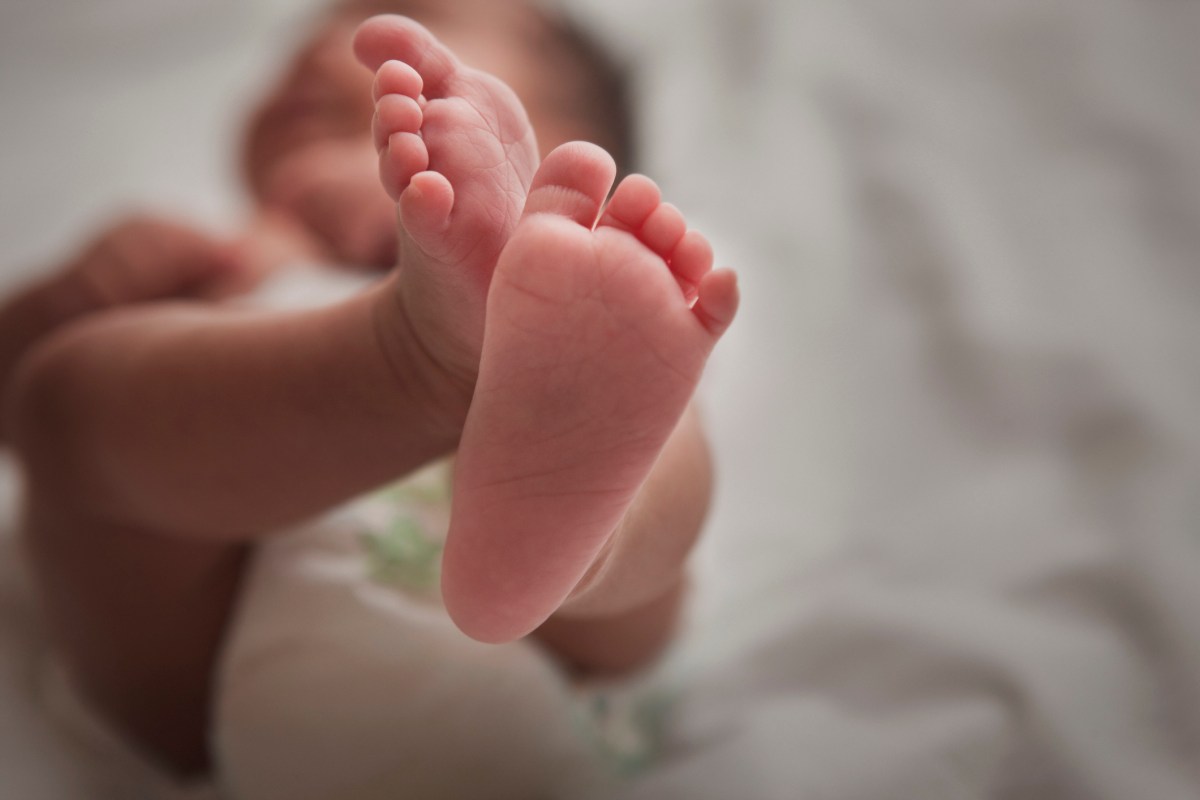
[584,1,1200,798]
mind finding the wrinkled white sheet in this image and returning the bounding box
[1,0,1198,798]
[586,2,1200,798]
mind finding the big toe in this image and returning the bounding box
[354,15,459,98]
[521,142,617,229]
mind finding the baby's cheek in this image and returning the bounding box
[255,139,397,269]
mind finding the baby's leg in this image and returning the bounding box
[9,286,466,775]
[12,289,463,535]
[14,15,537,539]
[10,18,541,773]
[443,143,739,644]
[25,506,248,775]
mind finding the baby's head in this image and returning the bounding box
[244,0,634,268]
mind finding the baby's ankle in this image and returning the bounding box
[368,280,475,444]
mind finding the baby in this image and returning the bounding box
[0,1,738,781]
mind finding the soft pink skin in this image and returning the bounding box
[440,143,738,643]
[355,14,539,382]
[360,17,739,645]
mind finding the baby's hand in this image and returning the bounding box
[0,214,245,433]
[56,214,247,307]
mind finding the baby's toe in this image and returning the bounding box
[693,268,739,338]
[669,230,715,294]
[639,203,687,261]
[373,94,423,152]
[379,132,429,200]
[399,171,454,237]
[599,175,661,233]
[355,15,459,99]
[373,60,423,102]
[521,142,616,228]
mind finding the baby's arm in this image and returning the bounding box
[0,216,250,434]
[0,208,344,442]
[533,405,711,674]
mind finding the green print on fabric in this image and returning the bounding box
[357,462,451,592]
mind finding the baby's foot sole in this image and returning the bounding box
[443,143,738,643]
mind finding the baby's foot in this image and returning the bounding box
[354,16,538,386]
[442,143,739,643]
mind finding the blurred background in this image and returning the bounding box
[1,1,1197,798]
